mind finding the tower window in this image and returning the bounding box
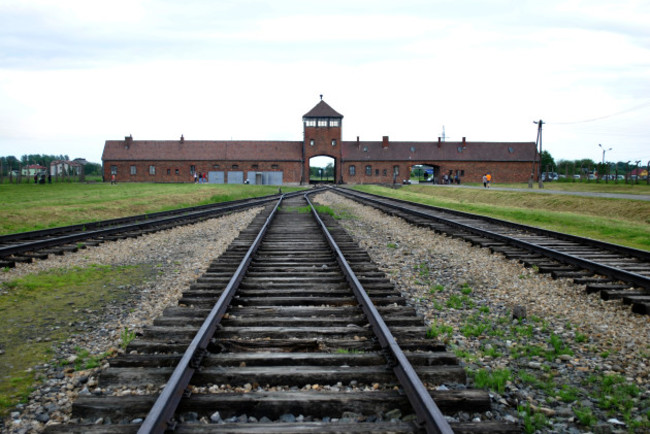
[331,139,336,147]
[330,119,339,127]
[317,119,328,127]
[310,139,314,146]
[305,119,316,127]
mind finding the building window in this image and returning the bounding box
[375,169,379,176]
[461,170,465,176]
[410,146,416,152]
[252,164,259,170]
[393,165,400,175]
[272,164,279,169]
[317,119,328,127]
[330,119,339,127]
[232,164,239,169]
[331,139,336,147]
[349,165,356,176]
[130,165,136,175]
[149,166,156,175]
[110,166,117,175]
[365,165,372,176]
[363,146,368,152]
[175,169,179,175]
[305,119,316,127]
[382,169,387,176]
[310,139,314,146]
[190,165,196,174]
[167,169,171,175]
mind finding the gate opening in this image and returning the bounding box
[309,156,335,184]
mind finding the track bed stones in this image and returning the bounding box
[42,195,512,433]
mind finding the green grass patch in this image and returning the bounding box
[469,367,511,394]
[351,184,650,251]
[0,183,304,235]
[0,264,154,415]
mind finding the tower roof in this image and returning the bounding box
[303,99,343,118]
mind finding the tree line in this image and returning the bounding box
[0,154,102,176]
[540,151,647,178]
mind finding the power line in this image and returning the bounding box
[549,100,650,125]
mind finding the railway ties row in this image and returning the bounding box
[335,188,650,316]
[45,193,518,433]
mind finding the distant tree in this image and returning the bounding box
[540,150,555,172]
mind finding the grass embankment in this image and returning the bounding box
[352,184,650,251]
[0,183,301,235]
[0,264,154,413]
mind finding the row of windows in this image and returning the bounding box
[116,163,280,175]
[309,139,337,147]
[349,165,400,177]
[304,118,340,128]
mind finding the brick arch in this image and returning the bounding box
[308,155,337,184]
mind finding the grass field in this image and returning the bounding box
[0,183,301,235]
[353,184,650,251]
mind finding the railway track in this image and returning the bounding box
[44,193,519,433]
[333,187,650,315]
[0,192,302,270]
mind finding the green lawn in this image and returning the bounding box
[0,183,303,235]
[352,184,650,251]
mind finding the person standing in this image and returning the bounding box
[486,173,492,188]
[482,174,487,188]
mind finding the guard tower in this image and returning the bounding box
[302,96,343,183]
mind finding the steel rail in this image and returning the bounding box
[335,187,650,261]
[137,195,285,434]
[0,193,283,243]
[305,192,454,434]
[0,194,296,259]
[334,188,650,290]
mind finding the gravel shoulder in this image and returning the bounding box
[315,192,650,433]
[1,208,262,433]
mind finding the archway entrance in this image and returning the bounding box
[411,164,439,183]
[309,156,335,184]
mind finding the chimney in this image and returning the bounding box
[382,136,389,149]
[462,137,466,146]
[180,134,184,143]
[125,134,133,149]
[357,136,360,149]
[438,137,441,148]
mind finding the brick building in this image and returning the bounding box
[102,98,537,185]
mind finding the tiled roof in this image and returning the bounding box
[342,140,537,162]
[102,140,302,162]
[303,100,343,118]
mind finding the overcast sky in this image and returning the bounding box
[1,0,648,166]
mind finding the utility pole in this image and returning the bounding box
[533,120,545,188]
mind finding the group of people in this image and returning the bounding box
[442,173,460,185]
[482,173,492,188]
[193,172,207,183]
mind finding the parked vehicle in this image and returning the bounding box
[541,172,558,181]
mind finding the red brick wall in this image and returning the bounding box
[303,125,342,182]
[103,161,302,184]
[340,161,533,184]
